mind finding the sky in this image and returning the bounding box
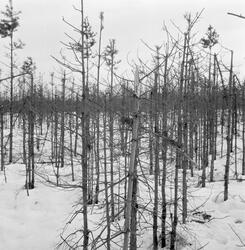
[0,0,245,81]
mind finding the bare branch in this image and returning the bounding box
[227,12,245,20]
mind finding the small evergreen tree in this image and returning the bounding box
[200,25,219,49]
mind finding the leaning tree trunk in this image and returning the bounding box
[123,68,141,250]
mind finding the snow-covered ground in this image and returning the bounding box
[181,149,245,250]
[1,163,245,250]
[183,179,245,250]
[0,164,78,250]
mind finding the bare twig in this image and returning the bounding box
[229,224,245,247]
[227,12,245,20]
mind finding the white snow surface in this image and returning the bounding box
[1,159,245,249]
[0,164,78,250]
[182,179,245,250]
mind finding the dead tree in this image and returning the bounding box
[60,73,66,170]
[21,58,36,190]
[123,68,141,250]
[103,39,120,221]
[170,33,187,250]
[160,47,169,248]
[224,50,233,201]
[153,47,160,250]
[103,95,111,250]
[94,12,104,204]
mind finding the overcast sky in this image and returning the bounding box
[0,0,245,79]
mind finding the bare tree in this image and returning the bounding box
[123,68,141,250]
[0,0,24,163]
[224,50,233,201]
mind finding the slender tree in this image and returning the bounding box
[0,0,23,162]
[94,12,104,204]
[103,38,120,221]
[153,47,160,250]
[224,50,233,201]
[22,57,36,189]
[123,68,141,250]
[170,33,187,250]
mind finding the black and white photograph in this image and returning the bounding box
[0,0,245,249]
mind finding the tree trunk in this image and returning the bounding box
[170,34,187,250]
[123,68,141,250]
[224,51,233,201]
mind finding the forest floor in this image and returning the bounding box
[0,156,245,249]
[181,180,245,250]
[0,164,79,250]
[181,153,245,250]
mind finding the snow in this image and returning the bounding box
[182,170,245,250]
[0,164,78,250]
[1,163,245,250]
